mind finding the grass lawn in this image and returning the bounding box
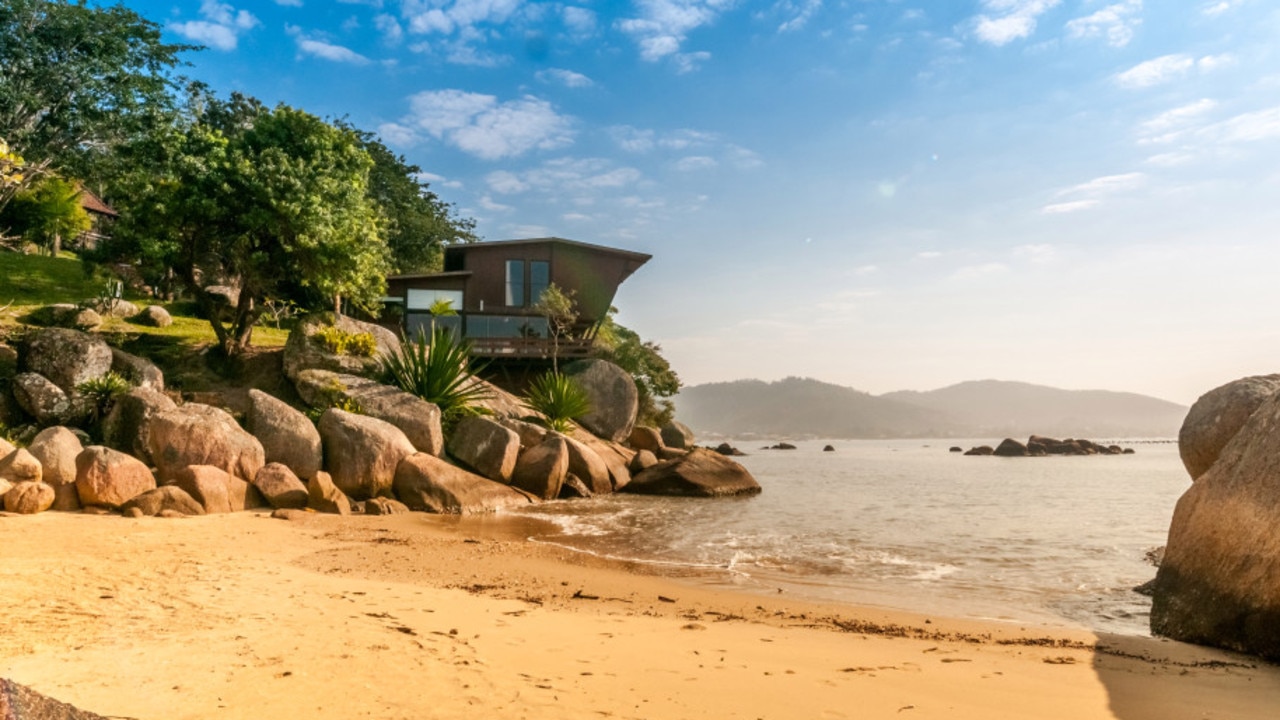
[0,251,111,308]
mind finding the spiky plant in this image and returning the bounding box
[76,371,133,424]
[524,371,591,433]
[380,327,491,415]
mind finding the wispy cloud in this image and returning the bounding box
[776,0,822,33]
[970,0,1061,47]
[535,68,594,88]
[1043,172,1145,213]
[388,89,574,160]
[675,155,717,171]
[1205,106,1280,143]
[1202,0,1246,16]
[168,0,259,51]
[617,0,734,71]
[286,26,371,64]
[400,0,523,35]
[1065,0,1142,48]
[275,0,303,6]
[562,6,597,36]
[485,157,643,196]
[1137,99,1217,144]
[375,14,404,45]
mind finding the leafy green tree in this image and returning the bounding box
[0,0,193,208]
[593,310,681,427]
[532,283,578,372]
[0,138,25,208]
[102,93,388,356]
[0,176,91,254]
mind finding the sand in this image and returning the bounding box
[1,510,1277,720]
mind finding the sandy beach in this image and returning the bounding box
[2,510,1276,720]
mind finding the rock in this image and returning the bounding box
[317,408,415,500]
[658,447,688,461]
[101,386,177,465]
[511,435,569,500]
[1178,375,1280,481]
[823,445,836,452]
[203,284,239,309]
[714,442,745,456]
[768,442,797,450]
[964,445,995,456]
[133,304,173,327]
[660,421,695,450]
[271,508,310,521]
[558,473,593,499]
[85,298,139,318]
[993,438,1029,457]
[283,313,400,382]
[365,496,410,515]
[173,464,258,513]
[110,347,164,391]
[447,416,520,483]
[31,303,103,331]
[22,327,113,392]
[0,436,13,458]
[0,475,10,498]
[496,417,549,449]
[0,342,18,377]
[561,434,612,495]
[11,372,74,425]
[0,448,42,484]
[0,678,112,720]
[949,446,963,453]
[628,425,665,453]
[246,389,322,480]
[625,448,763,498]
[629,449,659,474]
[27,426,84,511]
[119,485,205,517]
[252,462,309,510]
[306,471,351,515]
[560,359,638,443]
[394,452,535,514]
[1134,579,1157,597]
[1151,389,1280,660]
[149,403,265,483]
[570,429,634,492]
[293,370,443,456]
[4,481,55,514]
[1123,448,1136,455]
[75,446,156,508]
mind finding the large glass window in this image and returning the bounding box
[529,260,549,305]
[465,315,547,338]
[505,260,525,307]
[405,289,463,311]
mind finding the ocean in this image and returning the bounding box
[512,438,1189,636]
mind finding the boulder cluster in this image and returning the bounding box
[961,436,1135,456]
[0,317,760,521]
[1150,374,1280,660]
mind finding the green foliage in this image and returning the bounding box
[532,283,579,372]
[0,176,91,254]
[0,137,24,207]
[312,326,377,357]
[380,327,490,415]
[594,310,681,427]
[303,377,365,423]
[524,371,592,433]
[76,371,133,424]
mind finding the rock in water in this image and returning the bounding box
[624,448,762,498]
[660,421,695,450]
[993,438,1029,457]
[1151,390,1280,660]
[1178,374,1280,481]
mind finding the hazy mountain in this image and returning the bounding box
[675,377,1186,439]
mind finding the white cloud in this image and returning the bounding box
[486,170,529,194]
[1065,0,1141,48]
[478,195,514,212]
[617,0,733,67]
[377,122,418,147]
[1137,99,1217,144]
[1198,53,1235,72]
[1042,172,1145,213]
[562,6,597,35]
[1114,54,1194,88]
[1144,152,1195,167]
[275,0,303,6]
[610,126,657,153]
[287,27,371,64]
[375,14,404,45]
[1041,199,1099,214]
[970,0,1061,46]
[402,0,522,36]
[536,68,594,88]
[777,0,822,33]
[1208,106,1280,143]
[675,155,718,171]
[168,0,259,51]
[486,158,643,197]
[1202,0,1246,16]
[392,90,573,160]
[562,212,592,222]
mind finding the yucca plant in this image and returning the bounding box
[380,327,491,415]
[76,371,133,424]
[524,371,592,433]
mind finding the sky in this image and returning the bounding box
[124,0,1280,405]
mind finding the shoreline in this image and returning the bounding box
[2,510,1277,719]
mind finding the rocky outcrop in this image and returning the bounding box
[246,389,322,480]
[1178,375,1280,481]
[4,480,55,514]
[22,327,112,392]
[133,304,173,327]
[173,465,258,513]
[660,421,695,450]
[11,372,75,425]
[120,485,206,517]
[562,359,639,443]
[0,448,42,484]
[27,426,83,511]
[993,438,1029,457]
[282,313,399,382]
[394,452,535,514]
[1151,389,1280,660]
[964,445,994,456]
[102,386,177,465]
[110,347,164,391]
[561,434,612,495]
[365,496,410,516]
[148,403,265,483]
[510,435,569,500]
[253,462,309,510]
[295,370,442,456]
[317,408,415,500]
[628,425,664,453]
[447,416,520,483]
[75,446,156,508]
[307,470,351,515]
[629,449,658,474]
[625,448,762,498]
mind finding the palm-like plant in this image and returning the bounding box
[524,371,591,433]
[380,327,490,415]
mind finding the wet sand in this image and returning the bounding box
[1,510,1276,719]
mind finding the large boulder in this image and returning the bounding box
[11,372,75,425]
[317,408,415,500]
[4,481,55,514]
[84,298,139,319]
[148,403,265,483]
[1178,375,1280,481]
[628,425,665,453]
[446,416,520,483]
[282,313,400,382]
[119,485,205,517]
[0,447,42,484]
[562,359,638,443]
[102,386,177,465]
[496,417,549,449]
[306,470,351,515]
[660,421,695,450]
[1152,389,1280,660]
[173,465,259,513]
[569,429,634,491]
[295,370,442,457]
[30,303,102,331]
[394,452,535,514]
[253,462,309,510]
[22,327,113,392]
[27,426,84,511]
[133,304,173,328]
[993,438,1029,457]
[510,435,569,500]
[625,448,762,498]
[75,446,157,508]
[246,389,322,480]
[561,434,613,495]
[110,347,164,391]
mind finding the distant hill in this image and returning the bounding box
[674,377,1186,439]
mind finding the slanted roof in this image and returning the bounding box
[445,236,652,264]
[385,270,472,282]
[77,186,118,217]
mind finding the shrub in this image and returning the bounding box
[380,327,490,416]
[303,378,365,423]
[524,371,591,433]
[312,325,377,357]
[344,331,377,357]
[76,371,133,424]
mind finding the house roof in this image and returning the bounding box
[385,270,472,281]
[77,186,118,217]
[445,236,652,263]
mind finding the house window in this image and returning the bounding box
[529,260,550,305]
[405,289,463,311]
[505,260,525,307]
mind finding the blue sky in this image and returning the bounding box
[129,0,1280,404]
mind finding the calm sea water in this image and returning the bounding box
[512,439,1189,636]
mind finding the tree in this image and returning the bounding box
[0,176,91,254]
[593,310,681,427]
[532,283,578,372]
[0,137,25,209]
[0,0,193,210]
[102,93,389,356]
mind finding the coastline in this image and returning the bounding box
[2,511,1276,720]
